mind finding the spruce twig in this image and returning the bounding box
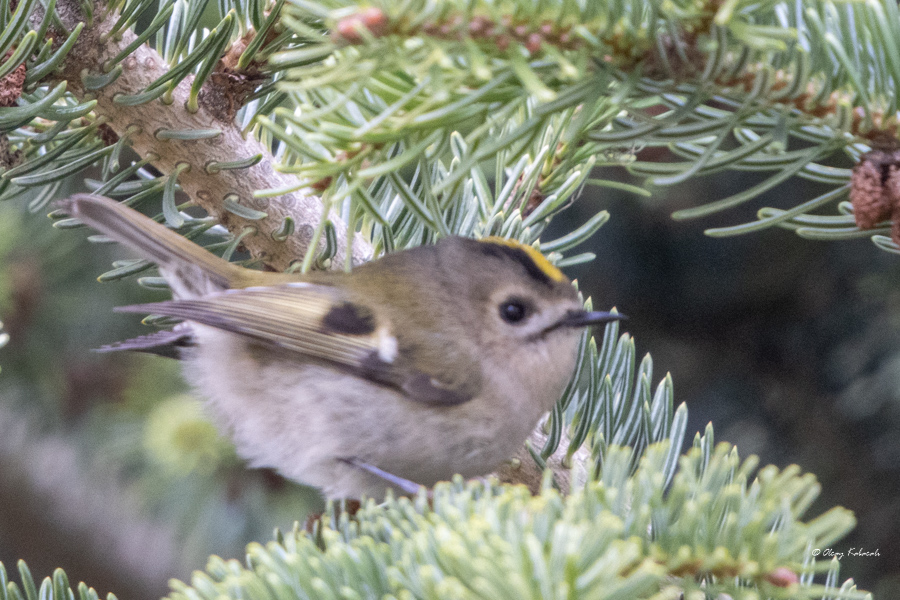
[44,0,372,271]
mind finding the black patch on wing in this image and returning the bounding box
[95,327,194,359]
[401,373,473,406]
[475,241,553,286]
[321,302,376,335]
[359,350,396,383]
[358,351,474,407]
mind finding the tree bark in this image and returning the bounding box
[51,0,372,271]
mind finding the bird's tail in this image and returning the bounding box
[59,193,244,295]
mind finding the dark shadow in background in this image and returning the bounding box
[556,167,900,596]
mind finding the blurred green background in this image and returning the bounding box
[0,188,323,600]
[0,165,898,598]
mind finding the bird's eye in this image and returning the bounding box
[499,299,529,324]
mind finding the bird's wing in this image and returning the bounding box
[117,282,477,406]
[96,326,194,359]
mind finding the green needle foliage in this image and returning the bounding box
[262,0,900,252]
[5,0,900,257]
[0,444,869,600]
[1,563,117,600]
[189,444,862,600]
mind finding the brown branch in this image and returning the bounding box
[50,0,372,271]
[494,426,591,496]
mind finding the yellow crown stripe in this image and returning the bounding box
[482,236,567,283]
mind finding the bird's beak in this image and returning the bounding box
[559,309,627,328]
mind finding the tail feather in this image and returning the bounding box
[60,194,241,291]
[95,327,194,359]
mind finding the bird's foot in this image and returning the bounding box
[340,457,425,496]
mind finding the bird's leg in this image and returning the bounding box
[306,459,428,536]
[340,457,425,495]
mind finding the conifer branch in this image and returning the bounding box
[0,444,870,600]
[32,0,371,271]
[267,0,900,253]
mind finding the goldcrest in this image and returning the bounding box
[61,194,623,499]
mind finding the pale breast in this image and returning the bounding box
[181,325,561,498]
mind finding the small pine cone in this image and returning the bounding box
[850,159,892,229]
[765,567,799,588]
[0,59,26,107]
[96,123,120,146]
[886,164,900,204]
[359,7,389,36]
[891,214,900,247]
[333,7,388,44]
[885,164,900,245]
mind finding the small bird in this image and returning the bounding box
[61,193,623,499]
